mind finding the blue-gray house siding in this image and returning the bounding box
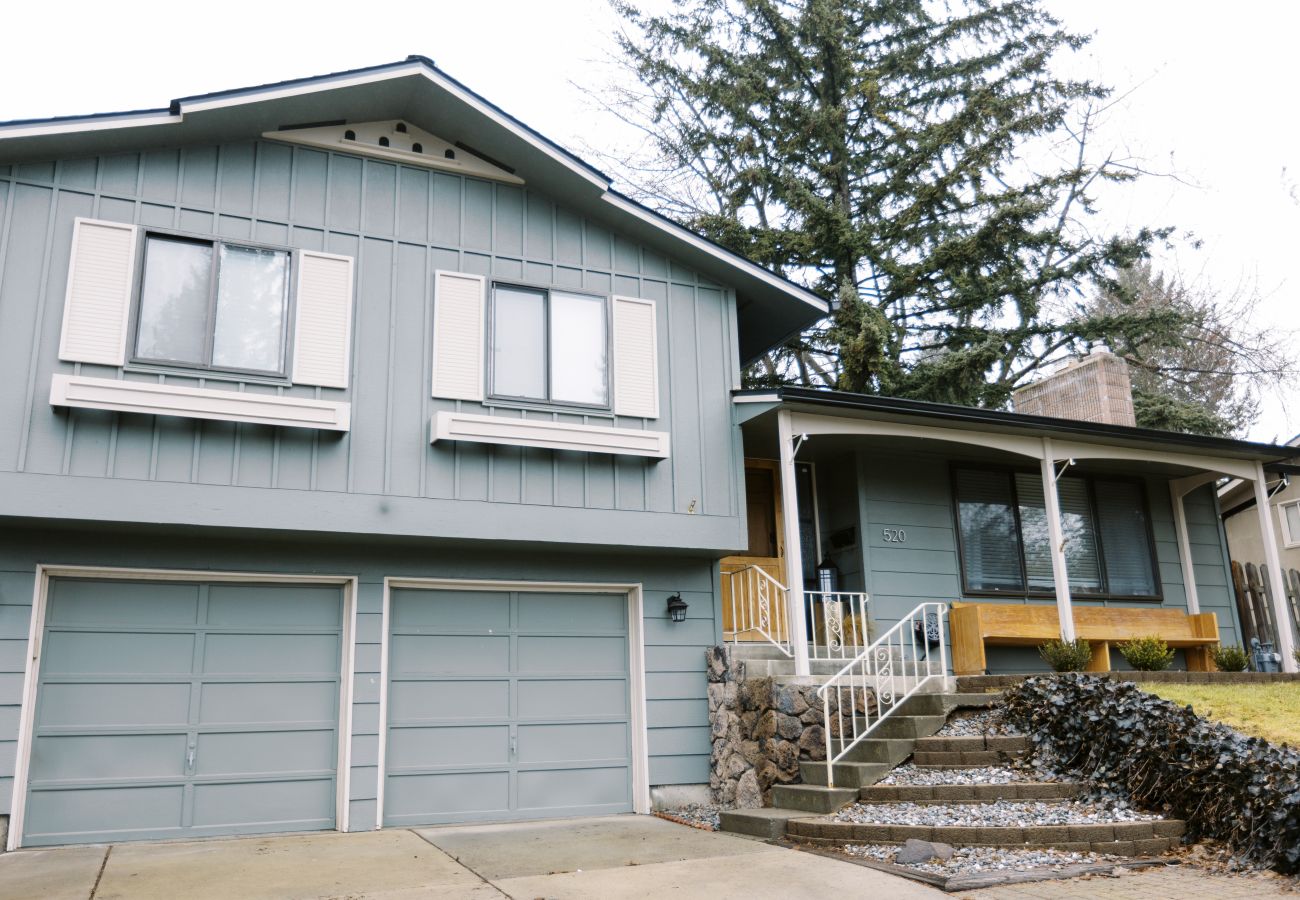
[0,142,744,551]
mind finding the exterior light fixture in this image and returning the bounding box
[666,593,689,623]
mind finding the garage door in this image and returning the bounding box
[23,578,344,847]
[384,588,633,825]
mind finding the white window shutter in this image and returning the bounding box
[431,270,485,401]
[612,296,660,419]
[292,251,355,389]
[58,218,138,366]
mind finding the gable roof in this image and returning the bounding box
[0,56,826,362]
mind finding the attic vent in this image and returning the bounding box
[261,121,524,184]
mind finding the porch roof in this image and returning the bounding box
[735,387,1300,468]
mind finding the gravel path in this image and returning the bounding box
[833,799,1160,827]
[879,764,1047,786]
[936,709,1021,737]
[844,843,1125,877]
[655,803,724,831]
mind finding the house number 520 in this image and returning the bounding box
[883,528,907,543]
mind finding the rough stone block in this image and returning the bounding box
[896,785,935,802]
[975,826,1023,845]
[852,824,890,842]
[930,827,969,846]
[1114,821,1154,840]
[1133,837,1173,856]
[1098,840,1136,856]
[889,825,931,843]
[1153,819,1186,838]
[930,785,976,803]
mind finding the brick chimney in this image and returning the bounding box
[1012,349,1136,427]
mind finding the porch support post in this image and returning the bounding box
[1040,438,1076,642]
[1170,483,1202,615]
[778,410,811,676]
[1254,461,1297,672]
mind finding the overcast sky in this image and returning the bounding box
[3,0,1293,441]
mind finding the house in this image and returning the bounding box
[1219,434,1300,638]
[0,57,1295,852]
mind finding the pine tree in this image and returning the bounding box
[599,0,1174,407]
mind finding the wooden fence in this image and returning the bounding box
[1230,560,1300,654]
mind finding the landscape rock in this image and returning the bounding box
[895,839,956,865]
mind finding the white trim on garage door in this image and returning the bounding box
[8,565,358,851]
[376,577,650,827]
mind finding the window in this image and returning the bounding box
[953,466,1161,600]
[133,235,292,376]
[1280,499,1300,548]
[488,284,608,407]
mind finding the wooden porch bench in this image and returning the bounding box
[949,602,1220,676]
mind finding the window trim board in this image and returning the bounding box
[1279,498,1300,549]
[949,462,1164,603]
[431,410,668,458]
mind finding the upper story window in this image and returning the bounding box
[134,235,292,377]
[489,283,608,408]
[1280,499,1300,548]
[952,466,1161,601]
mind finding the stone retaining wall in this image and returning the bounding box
[706,646,861,807]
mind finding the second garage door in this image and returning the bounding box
[383,588,633,825]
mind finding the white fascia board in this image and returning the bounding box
[0,110,179,140]
[601,192,829,315]
[50,374,350,432]
[432,410,668,459]
[179,64,429,113]
[732,393,780,403]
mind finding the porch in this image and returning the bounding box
[728,387,1300,677]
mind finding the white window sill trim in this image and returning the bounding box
[50,374,350,432]
[431,410,669,459]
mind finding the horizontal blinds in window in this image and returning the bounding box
[955,469,1024,592]
[1095,480,1159,596]
[1015,473,1103,593]
[58,218,138,366]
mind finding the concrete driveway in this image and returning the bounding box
[0,815,941,899]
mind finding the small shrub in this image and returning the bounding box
[1117,635,1175,671]
[1211,644,1249,672]
[1038,637,1092,672]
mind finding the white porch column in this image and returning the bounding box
[777,409,811,676]
[1040,438,1076,642]
[1254,461,1298,672]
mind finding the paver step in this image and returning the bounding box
[799,759,891,788]
[786,816,1186,855]
[858,781,1084,803]
[913,735,1028,753]
[769,784,858,814]
[911,749,1027,767]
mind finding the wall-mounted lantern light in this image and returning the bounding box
[666,593,689,623]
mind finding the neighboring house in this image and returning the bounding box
[1220,434,1300,580]
[0,58,1295,853]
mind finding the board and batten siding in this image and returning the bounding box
[850,449,1241,672]
[0,146,742,548]
[0,525,719,828]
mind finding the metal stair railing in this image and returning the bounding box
[724,565,793,657]
[818,602,948,788]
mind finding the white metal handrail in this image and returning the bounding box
[818,602,948,788]
[808,591,871,660]
[724,565,793,657]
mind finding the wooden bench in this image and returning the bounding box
[949,602,1220,675]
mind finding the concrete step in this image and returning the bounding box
[718,807,807,839]
[769,784,858,814]
[839,736,916,766]
[858,781,1083,803]
[870,714,948,740]
[894,692,1000,717]
[786,817,1186,855]
[798,759,891,788]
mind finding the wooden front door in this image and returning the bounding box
[721,459,787,641]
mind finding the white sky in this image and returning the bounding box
[2,0,1293,441]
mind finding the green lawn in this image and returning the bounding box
[1142,683,1300,747]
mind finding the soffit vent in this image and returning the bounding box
[262,119,524,185]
